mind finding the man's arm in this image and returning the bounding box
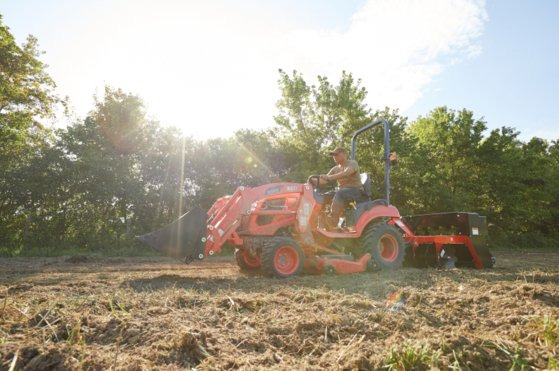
[318,166,339,183]
[324,162,357,181]
[307,175,329,185]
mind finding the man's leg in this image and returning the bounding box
[324,188,360,231]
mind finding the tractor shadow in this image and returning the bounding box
[120,271,429,300]
[120,263,559,303]
[121,248,559,299]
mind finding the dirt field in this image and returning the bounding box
[1,249,558,370]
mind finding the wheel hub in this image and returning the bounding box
[379,234,398,262]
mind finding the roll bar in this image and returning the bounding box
[350,119,391,204]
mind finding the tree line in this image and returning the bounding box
[1,17,557,256]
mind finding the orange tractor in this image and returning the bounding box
[137,119,494,277]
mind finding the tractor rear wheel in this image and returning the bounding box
[234,248,261,271]
[362,223,405,270]
[261,237,304,278]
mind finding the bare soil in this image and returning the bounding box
[1,249,558,370]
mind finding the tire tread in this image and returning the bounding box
[362,222,405,270]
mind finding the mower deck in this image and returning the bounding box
[305,253,372,275]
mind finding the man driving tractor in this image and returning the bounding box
[308,147,367,231]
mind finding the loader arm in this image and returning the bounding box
[204,183,305,257]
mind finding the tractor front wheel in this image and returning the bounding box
[261,237,304,278]
[362,223,405,270]
[235,248,261,271]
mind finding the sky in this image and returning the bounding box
[2,0,558,141]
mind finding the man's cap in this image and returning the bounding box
[329,147,347,156]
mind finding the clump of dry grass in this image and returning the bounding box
[170,330,210,367]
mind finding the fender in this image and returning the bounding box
[317,205,401,239]
[354,205,401,235]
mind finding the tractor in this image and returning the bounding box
[137,119,494,277]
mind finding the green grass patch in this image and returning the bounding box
[486,341,531,371]
[382,342,440,370]
[541,314,559,346]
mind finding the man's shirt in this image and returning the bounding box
[327,160,362,189]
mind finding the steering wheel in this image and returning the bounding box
[308,174,335,193]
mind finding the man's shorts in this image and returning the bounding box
[332,188,368,205]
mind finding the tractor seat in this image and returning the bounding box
[344,173,372,208]
[360,173,372,199]
[346,173,389,209]
[359,172,389,210]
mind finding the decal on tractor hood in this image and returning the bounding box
[298,202,311,229]
[265,186,281,195]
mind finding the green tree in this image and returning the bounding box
[405,107,487,212]
[547,140,559,239]
[55,87,151,250]
[477,128,557,245]
[0,16,58,254]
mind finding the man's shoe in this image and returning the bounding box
[321,214,340,232]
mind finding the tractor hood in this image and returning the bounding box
[136,207,208,262]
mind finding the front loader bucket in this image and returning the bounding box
[136,207,208,261]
